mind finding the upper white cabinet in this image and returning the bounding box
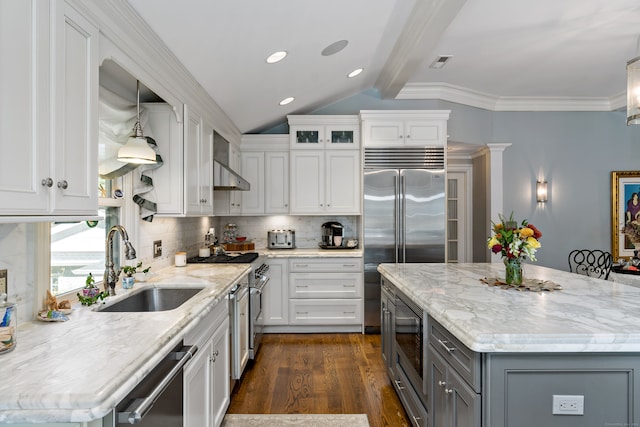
[0,0,98,218]
[142,103,183,215]
[238,135,289,215]
[184,106,214,216]
[360,110,450,147]
[288,115,360,149]
[287,116,361,215]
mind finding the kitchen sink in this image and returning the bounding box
[97,287,205,312]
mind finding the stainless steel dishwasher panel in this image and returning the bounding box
[114,341,197,426]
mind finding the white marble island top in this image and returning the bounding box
[378,262,640,353]
[0,263,250,424]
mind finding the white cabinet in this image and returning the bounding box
[238,135,289,215]
[0,0,98,218]
[288,258,363,328]
[184,302,230,427]
[290,150,360,214]
[360,110,450,147]
[213,142,243,215]
[264,258,289,325]
[142,103,183,215]
[184,107,214,215]
[288,115,360,149]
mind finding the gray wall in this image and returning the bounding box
[289,89,640,271]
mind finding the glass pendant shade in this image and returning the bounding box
[118,135,156,164]
[117,80,157,164]
[627,56,640,125]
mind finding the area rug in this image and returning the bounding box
[221,414,370,427]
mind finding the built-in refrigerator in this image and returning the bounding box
[363,147,445,333]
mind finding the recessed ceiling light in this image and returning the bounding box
[347,68,364,78]
[279,97,295,106]
[266,51,287,64]
[321,40,348,56]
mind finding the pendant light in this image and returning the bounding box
[117,80,157,164]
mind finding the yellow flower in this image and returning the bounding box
[487,236,499,248]
[527,237,541,249]
[519,227,534,238]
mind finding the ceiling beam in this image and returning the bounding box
[375,0,467,99]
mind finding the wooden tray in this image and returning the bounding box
[223,242,255,251]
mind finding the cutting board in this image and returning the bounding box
[223,242,255,251]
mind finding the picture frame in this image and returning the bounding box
[611,171,640,260]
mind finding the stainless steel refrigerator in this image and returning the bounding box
[363,147,446,333]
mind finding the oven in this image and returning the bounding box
[394,288,428,426]
[249,262,269,359]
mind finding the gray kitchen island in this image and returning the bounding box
[378,262,640,427]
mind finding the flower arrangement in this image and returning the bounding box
[487,213,542,261]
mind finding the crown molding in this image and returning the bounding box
[397,82,627,112]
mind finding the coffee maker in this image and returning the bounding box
[321,221,344,247]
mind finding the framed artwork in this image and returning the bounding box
[612,171,640,260]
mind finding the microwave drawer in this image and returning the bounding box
[428,316,481,392]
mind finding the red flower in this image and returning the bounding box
[527,224,542,239]
[491,244,502,254]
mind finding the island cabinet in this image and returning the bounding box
[288,258,363,330]
[427,317,481,427]
[0,0,99,219]
[183,300,230,427]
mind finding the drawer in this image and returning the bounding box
[428,316,481,392]
[289,273,363,299]
[183,300,228,347]
[289,299,363,325]
[289,258,363,273]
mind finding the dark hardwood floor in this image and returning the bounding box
[226,333,410,427]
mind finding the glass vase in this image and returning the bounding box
[504,258,523,286]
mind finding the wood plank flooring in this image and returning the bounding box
[226,333,410,427]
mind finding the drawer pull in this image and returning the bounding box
[343,284,355,287]
[295,264,309,268]
[343,264,357,267]
[438,339,456,352]
[394,379,405,390]
[296,285,309,288]
[343,311,355,314]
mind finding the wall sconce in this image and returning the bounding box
[628,55,640,125]
[536,180,548,203]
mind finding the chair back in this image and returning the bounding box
[568,249,613,280]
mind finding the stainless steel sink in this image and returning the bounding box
[97,287,205,312]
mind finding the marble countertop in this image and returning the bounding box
[0,263,251,423]
[378,262,640,353]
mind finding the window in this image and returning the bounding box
[49,175,131,297]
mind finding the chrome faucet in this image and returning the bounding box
[104,225,137,296]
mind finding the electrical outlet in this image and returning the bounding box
[153,240,162,258]
[552,395,584,415]
[0,269,6,294]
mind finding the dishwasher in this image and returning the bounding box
[111,341,197,426]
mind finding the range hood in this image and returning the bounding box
[213,132,250,191]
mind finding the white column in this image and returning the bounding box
[486,143,511,263]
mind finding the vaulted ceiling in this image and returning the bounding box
[126,0,640,133]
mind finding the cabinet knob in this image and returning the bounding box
[41,178,53,188]
[406,135,411,139]
[444,388,454,395]
[57,180,68,190]
[438,380,447,387]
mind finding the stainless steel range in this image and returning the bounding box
[187,252,269,362]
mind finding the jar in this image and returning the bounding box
[0,295,16,354]
[175,251,187,267]
[223,223,238,243]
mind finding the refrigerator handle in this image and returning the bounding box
[394,174,399,264]
[401,174,406,263]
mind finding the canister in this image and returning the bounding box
[175,251,187,267]
[0,295,16,354]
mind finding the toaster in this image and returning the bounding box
[268,229,295,249]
